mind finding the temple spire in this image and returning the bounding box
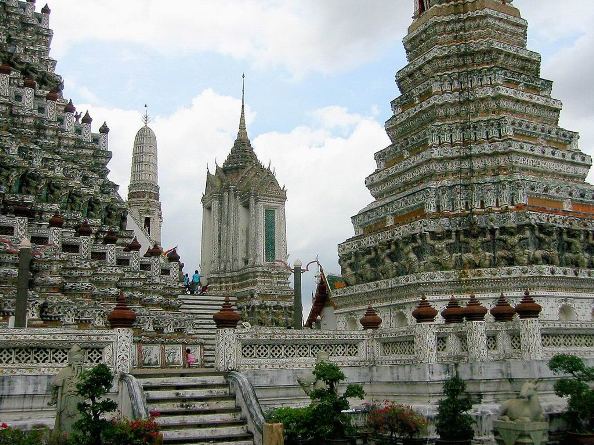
[143,104,150,126]
[237,73,248,141]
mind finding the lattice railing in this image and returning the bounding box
[0,346,104,365]
[241,342,359,359]
[0,328,132,375]
[216,319,594,371]
[542,334,594,349]
[381,339,415,356]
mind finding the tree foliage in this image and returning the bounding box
[435,375,474,441]
[70,364,118,445]
[549,354,594,433]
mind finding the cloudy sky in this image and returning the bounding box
[45,0,594,312]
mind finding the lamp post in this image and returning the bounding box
[276,258,320,330]
[293,259,303,330]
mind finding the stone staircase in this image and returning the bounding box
[133,368,253,445]
[179,294,237,367]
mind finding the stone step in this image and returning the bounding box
[163,439,253,445]
[145,387,229,401]
[162,424,249,441]
[159,417,245,429]
[132,368,221,378]
[149,398,237,413]
[138,375,226,387]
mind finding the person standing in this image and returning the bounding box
[183,273,190,294]
[191,269,201,295]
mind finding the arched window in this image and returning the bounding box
[393,311,409,328]
[559,304,577,322]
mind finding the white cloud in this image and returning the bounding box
[49,0,409,76]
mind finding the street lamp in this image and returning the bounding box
[276,258,320,330]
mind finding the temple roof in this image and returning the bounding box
[205,76,285,198]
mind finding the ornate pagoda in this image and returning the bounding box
[335,0,594,328]
[200,77,293,327]
[0,0,194,339]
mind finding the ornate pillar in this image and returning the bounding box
[248,193,256,266]
[150,256,160,279]
[99,122,109,150]
[113,328,134,374]
[81,111,92,142]
[23,78,35,111]
[278,205,287,261]
[519,319,543,360]
[466,321,488,361]
[221,191,229,271]
[211,199,220,271]
[80,236,91,260]
[106,244,116,266]
[15,216,29,241]
[63,100,75,132]
[46,91,57,121]
[41,4,51,28]
[255,201,264,265]
[24,0,34,17]
[215,328,238,371]
[414,323,437,364]
[0,64,11,97]
[130,251,140,271]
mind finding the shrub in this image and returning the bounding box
[366,401,427,439]
[102,416,162,445]
[0,424,46,445]
[266,406,314,443]
[267,361,364,443]
[435,375,474,441]
[549,354,594,433]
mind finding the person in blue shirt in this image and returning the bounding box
[191,270,201,295]
[183,273,190,294]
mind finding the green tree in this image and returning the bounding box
[435,375,474,441]
[70,364,118,445]
[549,354,594,433]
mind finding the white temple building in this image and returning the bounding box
[200,79,293,327]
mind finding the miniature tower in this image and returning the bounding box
[201,76,293,327]
[127,107,162,245]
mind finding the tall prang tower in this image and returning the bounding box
[200,78,293,327]
[126,110,163,250]
[334,0,594,329]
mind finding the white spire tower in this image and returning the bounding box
[127,105,162,245]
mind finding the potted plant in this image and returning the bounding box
[266,406,314,445]
[549,354,594,445]
[366,401,428,444]
[435,375,474,445]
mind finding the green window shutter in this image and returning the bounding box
[264,209,276,262]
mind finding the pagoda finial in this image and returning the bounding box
[142,104,150,126]
[237,73,248,141]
